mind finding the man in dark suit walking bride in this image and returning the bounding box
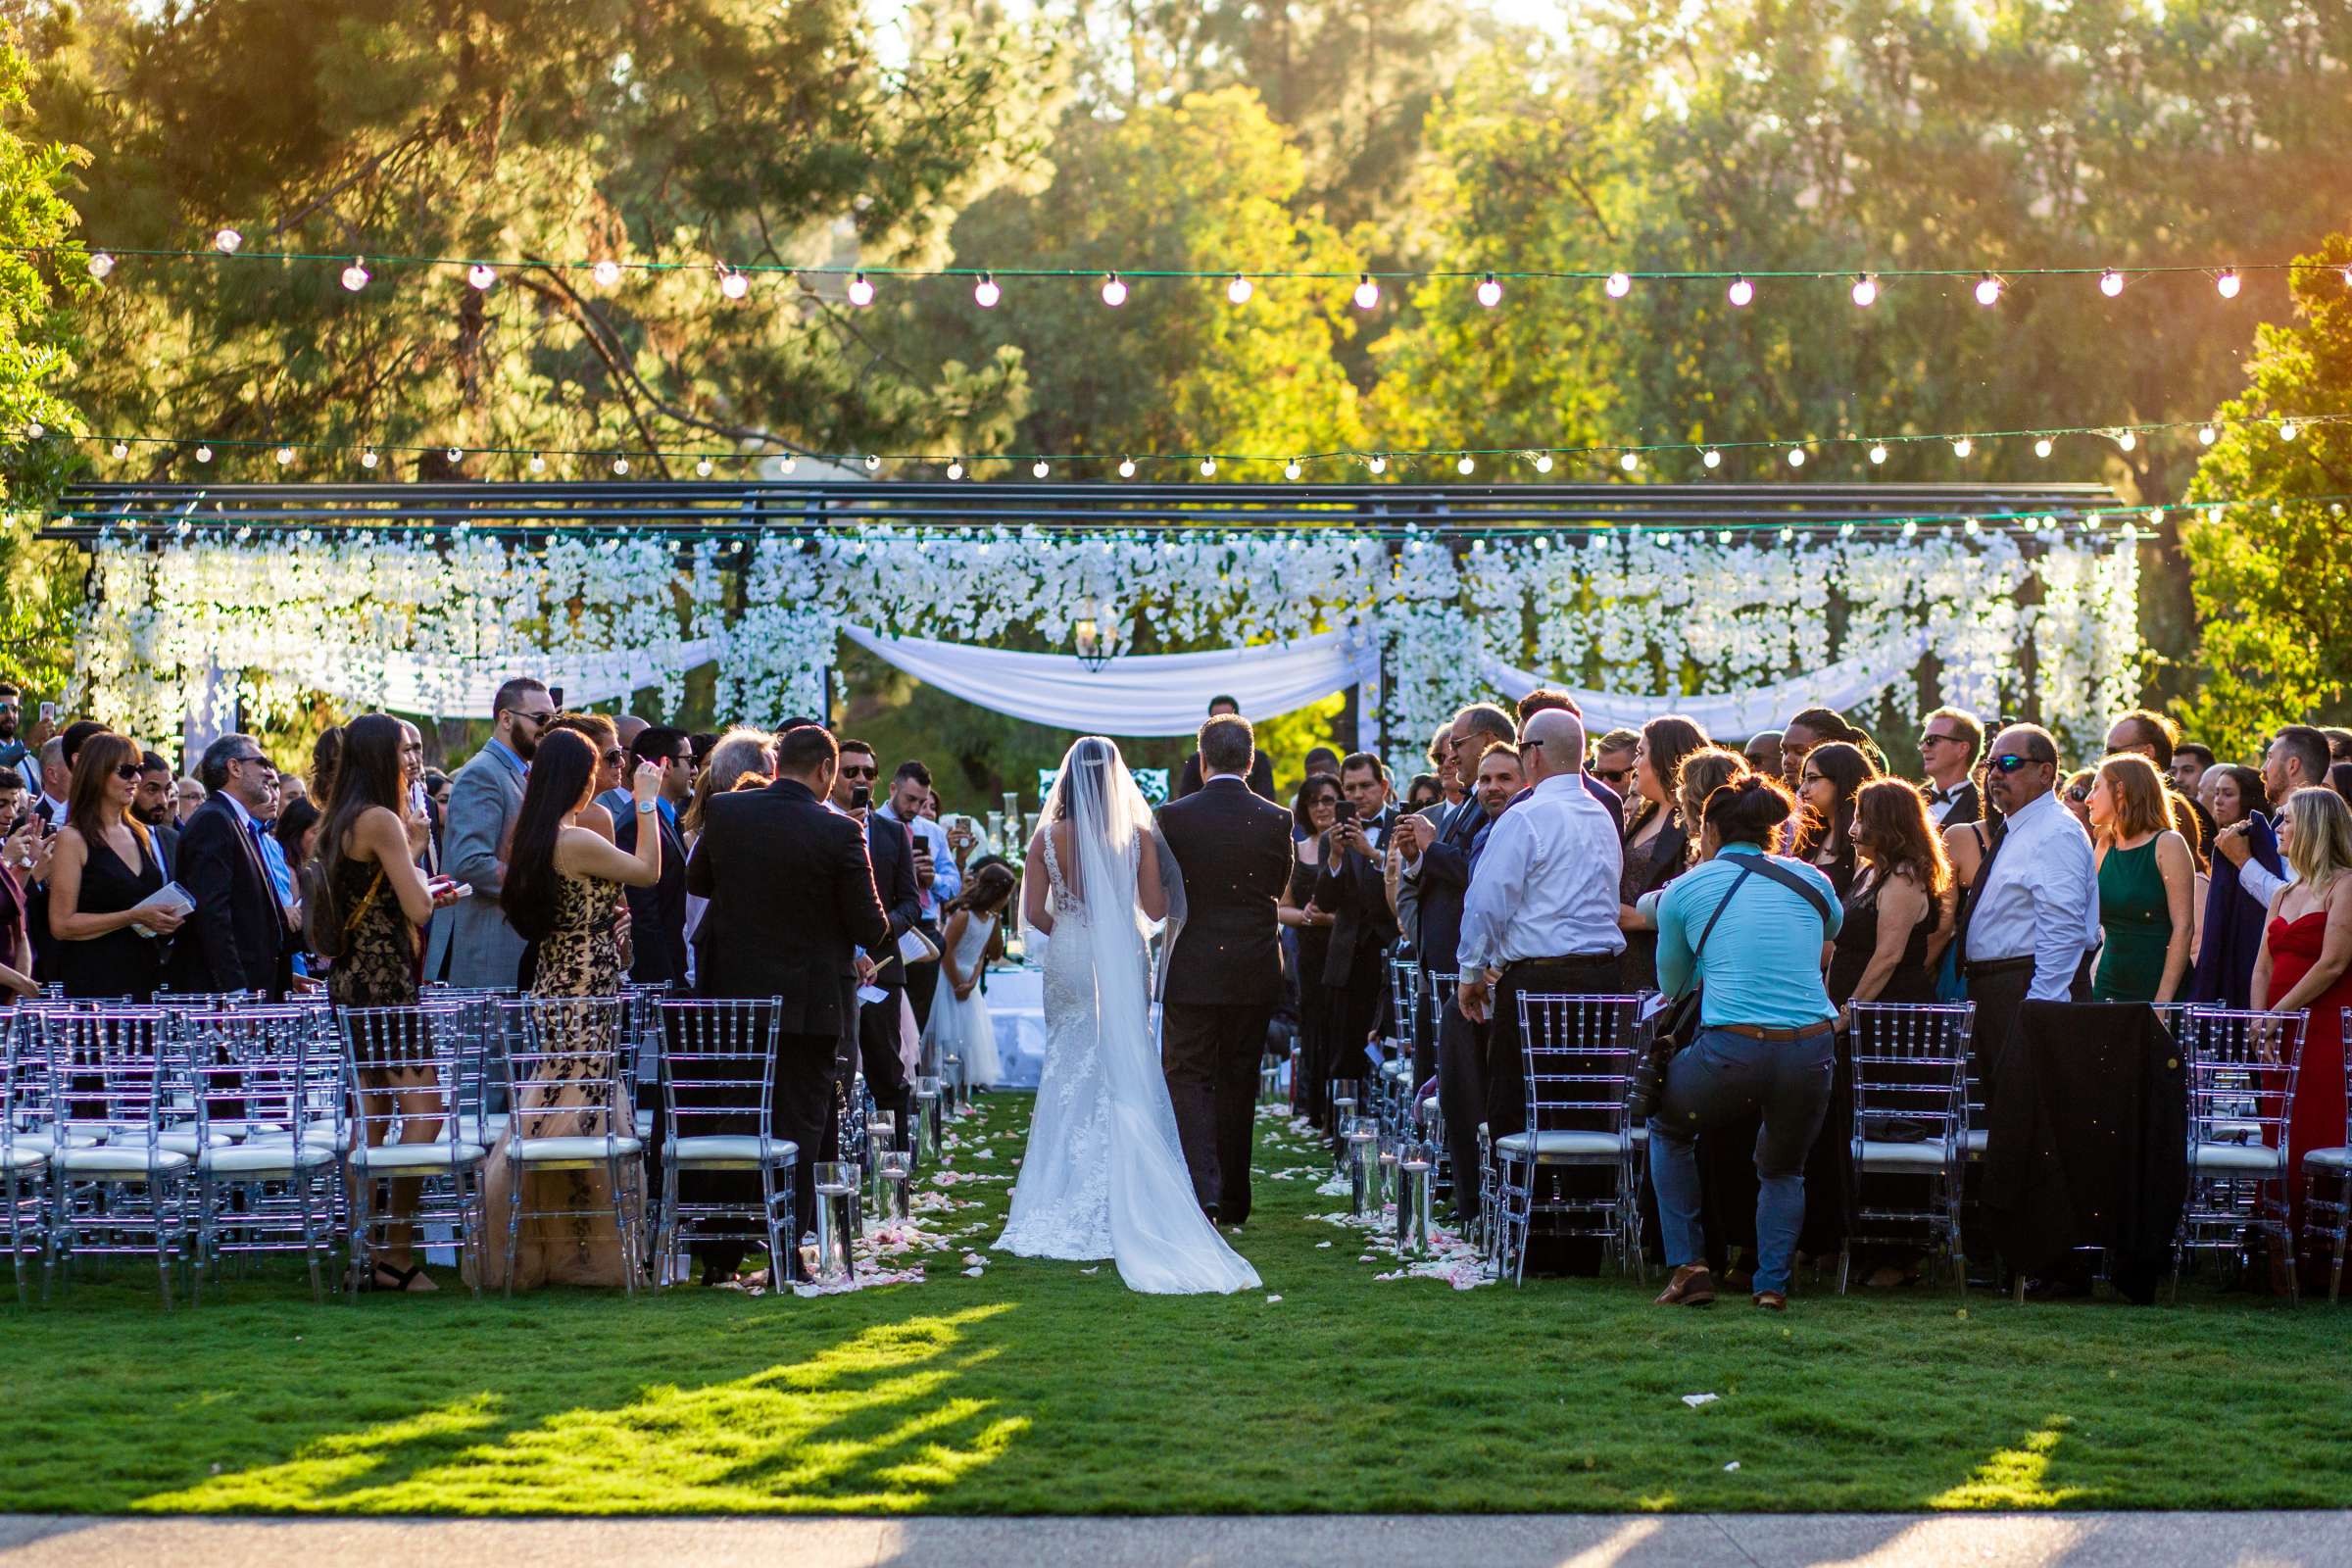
[1154,712,1297,1227]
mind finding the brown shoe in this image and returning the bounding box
[1654,1265,1717,1306]
[1752,1290,1788,1311]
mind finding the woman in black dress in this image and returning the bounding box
[1277,773,1341,1132]
[47,732,182,1000]
[1795,741,1878,898]
[1615,716,1706,990]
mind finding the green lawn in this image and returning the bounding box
[4,1094,2348,1516]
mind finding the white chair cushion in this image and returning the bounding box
[56,1145,191,1177]
[2304,1146,2350,1172]
[1961,1129,1988,1156]
[2,1145,43,1173]
[2191,1140,2287,1177]
[511,1135,644,1163]
[198,1142,340,1176]
[349,1141,488,1171]
[1420,1096,1440,1117]
[1857,1139,1951,1172]
[156,1129,236,1155]
[671,1134,798,1167]
[11,1129,102,1156]
[1494,1128,1628,1162]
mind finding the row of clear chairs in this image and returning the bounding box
[0,987,814,1305]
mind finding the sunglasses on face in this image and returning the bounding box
[1593,766,1632,785]
[2066,786,2091,803]
[601,748,624,767]
[508,710,555,727]
[113,763,141,781]
[1987,754,2045,774]
[1921,732,1964,747]
[839,764,877,780]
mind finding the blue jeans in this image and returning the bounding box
[1646,1025,1836,1296]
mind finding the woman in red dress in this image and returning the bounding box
[2250,785,2352,1284]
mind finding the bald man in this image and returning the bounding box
[1455,708,1627,1160]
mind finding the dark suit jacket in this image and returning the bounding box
[1928,777,1983,828]
[865,809,922,994]
[686,778,890,1036]
[1315,807,1399,988]
[164,795,288,998]
[1156,776,1296,1007]
[615,806,689,986]
[1408,797,1486,976]
[1173,751,1276,804]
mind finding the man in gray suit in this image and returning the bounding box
[423,676,552,987]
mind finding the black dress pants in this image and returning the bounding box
[1437,995,1487,1222]
[858,987,916,1158]
[905,924,943,1032]
[1162,1000,1275,1224]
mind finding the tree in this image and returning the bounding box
[2179,233,2352,760]
[26,0,1056,477]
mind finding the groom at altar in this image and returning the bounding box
[1156,713,1297,1226]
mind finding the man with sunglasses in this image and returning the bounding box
[1918,706,1984,827]
[166,732,294,999]
[425,675,550,987]
[1589,729,1640,812]
[1950,723,2100,1090]
[832,738,922,1155]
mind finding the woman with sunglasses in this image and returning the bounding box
[47,732,184,1000]
[547,712,624,843]
[2059,768,2096,831]
[1278,773,1342,1133]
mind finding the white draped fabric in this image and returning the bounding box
[368,639,725,718]
[841,624,1377,737]
[1476,628,1935,739]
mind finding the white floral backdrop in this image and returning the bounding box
[68,523,2142,766]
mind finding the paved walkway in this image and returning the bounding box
[4,1513,2348,1567]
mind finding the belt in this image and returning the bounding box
[1501,952,1620,972]
[1961,955,2036,980]
[1719,1021,1836,1042]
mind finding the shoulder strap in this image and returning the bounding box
[1691,865,1756,959]
[1743,854,1838,931]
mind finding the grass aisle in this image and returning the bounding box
[4,1092,2348,1516]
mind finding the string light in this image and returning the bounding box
[87,252,114,280]
[1368,455,1387,474]
[212,227,241,254]
[274,446,294,466]
[110,441,128,460]
[1353,273,1381,311]
[2198,424,2218,445]
[946,460,964,480]
[362,449,379,469]
[695,458,713,477]
[1200,458,1217,477]
[526,453,544,473]
[195,444,212,462]
[973,270,1001,308]
[2216,269,2242,299]
[1701,449,1722,469]
[592,259,622,288]
[844,271,872,307]
[1605,271,1632,299]
[1850,273,1878,308]
[339,258,369,291]
[466,263,496,290]
[446,446,463,462]
[1618,452,1639,472]
[2100,269,2125,297]
[2034,437,2053,459]
[1284,459,1301,480]
[716,268,749,300]
[778,455,796,474]
[1455,454,1474,474]
[1117,457,1136,478]
[1974,273,2003,307]
[2279,419,2299,440]
[1785,447,1804,466]
[1476,272,1503,309]
[612,456,629,474]
[1727,276,1754,308]
[1952,437,1974,457]
[1226,273,1251,305]
[2117,430,2137,452]
[1032,459,1050,478]
[1533,454,1553,473]
[22,423,37,439]
[1901,519,1919,538]
[864,454,882,472]
[1868,443,1887,465]
[1101,271,1127,308]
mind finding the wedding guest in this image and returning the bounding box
[313,713,463,1291]
[174,776,207,823]
[2249,785,2352,1275]
[165,732,293,999]
[835,738,921,1157]
[1514,691,1624,814]
[1591,728,1641,803]
[2060,767,2095,830]
[2108,708,2218,852]
[131,750,178,872]
[273,797,320,881]
[1457,709,1624,1155]
[2327,728,2352,765]
[681,726,775,844]
[1780,708,1873,790]
[0,808,34,999]
[425,769,452,811]
[549,711,624,842]
[1918,707,1984,826]
[1173,697,1276,800]
[689,722,889,1263]
[1315,753,1399,1122]
[1645,776,1840,1312]
[615,724,693,987]
[2173,742,2217,798]
[1302,746,1342,780]
[1833,780,1956,1017]
[1743,731,1783,777]
[311,725,344,819]
[1796,741,1879,898]
[879,759,961,1030]
[1951,723,2099,1092]
[32,736,67,825]
[479,728,662,1292]
[2332,761,2352,808]
[2218,725,2331,913]
[924,862,1015,1091]
[1278,772,1342,1133]
[2175,792,2211,965]
[429,676,551,988]
[1424,724,1464,809]
[1676,750,1748,859]
[1404,774,1443,812]
[1617,715,1706,990]
[0,684,29,796]
[2086,754,2195,1004]
[47,732,183,1000]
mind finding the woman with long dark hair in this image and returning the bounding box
[478,727,664,1291]
[1277,773,1342,1131]
[1795,740,1878,897]
[48,732,182,1000]
[1616,715,1708,989]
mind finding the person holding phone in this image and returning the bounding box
[832,737,922,1158]
[47,731,185,1000]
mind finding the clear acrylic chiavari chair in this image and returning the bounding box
[2301,1009,2352,1303]
[492,994,646,1297]
[339,1002,486,1297]
[181,1005,342,1302]
[2175,1005,2309,1302]
[1841,1001,1976,1294]
[1494,993,1647,1286]
[38,1005,193,1306]
[653,998,794,1289]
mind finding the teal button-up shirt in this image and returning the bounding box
[1652,845,1841,1028]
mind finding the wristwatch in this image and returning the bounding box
[635,800,658,814]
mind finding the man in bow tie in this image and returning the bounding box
[1918,706,1984,827]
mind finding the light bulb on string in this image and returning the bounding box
[2034,436,2053,459]
[1368,455,1386,475]
[1117,457,1136,479]
[1455,454,1474,475]
[446,446,463,463]
[2216,269,2242,299]
[1780,526,1794,543]
[695,458,713,477]
[1952,437,1973,457]
[1619,451,1639,472]
[1605,271,1632,299]
[718,268,750,301]
[972,271,1000,308]
[87,252,114,280]
[844,271,874,307]
[1974,273,2002,307]
[1533,454,1553,473]
[1868,443,1887,466]
[275,446,294,466]
[1200,458,1217,477]
[1353,273,1381,311]
[1965,516,1981,535]
[592,259,621,288]
[1226,273,1252,305]
[946,460,963,480]
[864,454,882,472]
[1901,519,1919,539]
[466,263,496,290]
[1786,447,1805,467]
[1701,448,1722,469]
[340,258,370,291]
[23,423,39,440]
[362,449,380,469]
[1716,528,1733,544]
[2099,269,2125,298]
[195,444,213,463]
[612,456,629,474]
[1284,459,1301,480]
[2198,424,2218,446]
[778,455,797,474]
[1476,272,1502,308]
[1727,275,1754,308]
[1850,273,1878,308]
[2279,419,2299,440]
[1101,271,1127,308]
[2117,430,2137,453]
[213,227,242,254]
[1032,459,1050,478]
[110,441,128,461]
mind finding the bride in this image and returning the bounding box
[994,737,1261,1295]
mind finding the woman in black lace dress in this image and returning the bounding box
[1615,716,1706,990]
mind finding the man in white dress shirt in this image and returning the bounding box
[1951,722,2100,1088]
[1456,708,1625,1151]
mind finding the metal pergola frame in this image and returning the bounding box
[40,479,2123,542]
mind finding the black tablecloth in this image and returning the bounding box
[1980,1001,2186,1303]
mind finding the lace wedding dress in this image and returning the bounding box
[994,738,1261,1296]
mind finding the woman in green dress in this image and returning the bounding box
[2087,753,2196,1004]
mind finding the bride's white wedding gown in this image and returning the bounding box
[994,829,1261,1295]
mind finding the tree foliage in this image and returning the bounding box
[2179,233,2352,760]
